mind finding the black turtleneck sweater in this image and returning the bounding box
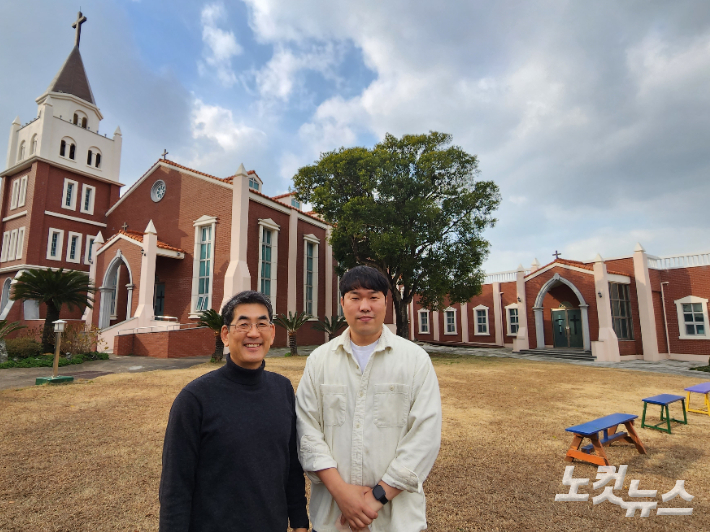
[159,356,309,531]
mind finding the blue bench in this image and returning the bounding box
[565,413,647,466]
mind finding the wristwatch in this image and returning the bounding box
[372,484,389,505]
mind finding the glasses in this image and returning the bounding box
[229,321,271,333]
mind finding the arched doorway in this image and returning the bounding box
[98,253,134,329]
[533,273,591,350]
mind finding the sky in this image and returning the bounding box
[1,0,709,273]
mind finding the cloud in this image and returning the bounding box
[199,3,242,87]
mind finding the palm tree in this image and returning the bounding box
[273,311,311,356]
[312,315,347,340]
[11,268,95,353]
[197,308,225,362]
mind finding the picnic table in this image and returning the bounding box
[565,413,647,466]
[641,394,687,434]
[685,382,710,417]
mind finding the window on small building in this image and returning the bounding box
[87,150,93,166]
[69,143,76,160]
[257,219,280,313]
[95,152,101,168]
[474,305,489,335]
[0,232,10,262]
[73,113,79,125]
[248,177,260,191]
[80,184,95,214]
[18,175,28,207]
[84,235,95,264]
[444,308,457,334]
[81,117,87,129]
[418,310,430,334]
[10,179,20,210]
[60,140,66,157]
[291,197,301,209]
[303,236,319,316]
[507,306,519,335]
[196,226,212,311]
[15,227,25,260]
[609,283,634,340]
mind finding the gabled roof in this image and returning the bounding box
[161,159,230,184]
[526,258,625,278]
[46,46,95,105]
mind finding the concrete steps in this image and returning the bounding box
[518,348,595,361]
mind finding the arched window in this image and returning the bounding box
[31,134,37,155]
[95,152,102,168]
[69,143,76,160]
[0,278,12,312]
[88,147,102,169]
[73,113,79,125]
[87,150,93,165]
[60,139,66,157]
[18,141,26,160]
[81,117,87,129]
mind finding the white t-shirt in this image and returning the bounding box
[350,340,378,374]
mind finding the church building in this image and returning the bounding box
[2,13,707,363]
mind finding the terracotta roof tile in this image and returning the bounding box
[272,192,295,200]
[161,159,230,183]
[117,229,185,253]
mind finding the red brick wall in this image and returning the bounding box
[500,281,517,343]
[114,326,214,358]
[92,238,142,327]
[655,266,710,356]
[604,258,644,355]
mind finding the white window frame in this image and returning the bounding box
[66,231,82,263]
[444,307,457,335]
[46,228,64,261]
[15,226,25,260]
[248,177,260,191]
[303,234,320,318]
[257,218,280,315]
[18,175,28,208]
[84,235,96,265]
[418,309,430,334]
[675,295,709,340]
[189,215,217,317]
[7,229,18,261]
[505,303,519,336]
[473,304,490,336]
[59,137,76,161]
[62,178,78,211]
[80,183,96,215]
[0,232,10,262]
[10,179,20,210]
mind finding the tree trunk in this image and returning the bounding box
[390,286,410,339]
[288,331,298,356]
[212,333,224,362]
[42,303,60,354]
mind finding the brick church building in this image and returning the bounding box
[2,14,708,363]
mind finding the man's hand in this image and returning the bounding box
[331,483,379,530]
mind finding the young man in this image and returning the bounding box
[159,290,309,532]
[296,266,442,532]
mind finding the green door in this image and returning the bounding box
[567,309,583,348]
[552,310,567,347]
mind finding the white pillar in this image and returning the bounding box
[222,164,252,309]
[633,243,661,361]
[125,283,134,319]
[591,254,619,361]
[134,221,157,327]
[324,226,333,320]
[112,126,123,181]
[6,116,20,170]
[82,231,104,327]
[512,265,529,352]
[493,282,503,346]
[287,209,298,314]
[460,302,469,343]
[534,308,545,348]
[37,98,54,160]
[580,305,591,352]
[433,310,440,341]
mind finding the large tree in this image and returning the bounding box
[11,268,96,353]
[293,131,500,338]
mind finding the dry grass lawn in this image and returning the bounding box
[1,354,708,531]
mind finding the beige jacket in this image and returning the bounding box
[296,325,442,532]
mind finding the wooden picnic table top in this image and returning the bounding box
[565,413,637,437]
[685,382,710,394]
[642,393,685,405]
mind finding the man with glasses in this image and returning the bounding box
[159,290,309,532]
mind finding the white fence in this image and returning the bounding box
[483,269,530,284]
[648,251,710,270]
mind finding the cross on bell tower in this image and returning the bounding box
[72,11,87,47]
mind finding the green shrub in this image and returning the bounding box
[0,351,108,369]
[5,337,43,359]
